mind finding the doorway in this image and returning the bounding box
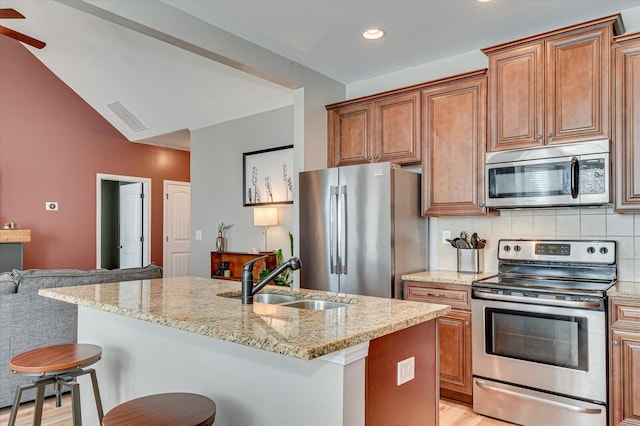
[96,173,151,269]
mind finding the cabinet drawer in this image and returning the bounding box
[404,281,471,310]
[610,298,640,329]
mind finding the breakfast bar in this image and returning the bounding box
[39,277,450,426]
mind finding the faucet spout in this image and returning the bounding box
[241,256,302,304]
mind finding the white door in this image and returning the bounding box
[163,181,191,277]
[119,182,143,268]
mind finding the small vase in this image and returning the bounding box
[216,232,225,252]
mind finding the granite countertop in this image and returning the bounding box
[39,277,450,361]
[608,281,640,299]
[402,270,497,286]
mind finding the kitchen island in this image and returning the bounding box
[40,277,450,426]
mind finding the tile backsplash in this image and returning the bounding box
[434,207,638,281]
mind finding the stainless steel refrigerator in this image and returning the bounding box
[299,162,427,298]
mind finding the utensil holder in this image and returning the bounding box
[457,249,484,273]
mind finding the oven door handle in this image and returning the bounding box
[475,380,603,415]
[473,290,601,309]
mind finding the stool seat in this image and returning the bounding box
[8,343,104,426]
[102,393,216,426]
[10,343,102,375]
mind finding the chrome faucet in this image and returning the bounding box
[241,256,302,304]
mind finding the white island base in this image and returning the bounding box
[77,307,368,426]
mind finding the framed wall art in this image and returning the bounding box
[243,145,294,206]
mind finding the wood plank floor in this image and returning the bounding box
[0,395,514,425]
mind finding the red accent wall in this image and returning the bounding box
[0,37,190,269]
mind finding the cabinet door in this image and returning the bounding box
[610,328,640,425]
[327,103,372,167]
[614,39,640,211]
[373,91,421,164]
[545,26,611,144]
[422,73,488,216]
[487,43,544,151]
[439,310,472,399]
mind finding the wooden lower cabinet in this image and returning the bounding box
[404,280,472,404]
[609,297,640,426]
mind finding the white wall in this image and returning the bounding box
[190,106,295,278]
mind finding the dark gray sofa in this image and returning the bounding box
[0,264,162,408]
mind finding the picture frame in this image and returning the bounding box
[243,145,294,206]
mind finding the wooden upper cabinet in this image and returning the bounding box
[422,70,489,216]
[484,15,621,152]
[327,102,372,167]
[374,92,421,164]
[487,43,544,151]
[327,90,421,167]
[614,33,640,212]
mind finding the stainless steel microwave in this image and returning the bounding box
[485,140,610,209]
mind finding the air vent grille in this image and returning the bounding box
[107,101,148,132]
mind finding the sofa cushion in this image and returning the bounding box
[15,263,162,293]
[0,273,17,294]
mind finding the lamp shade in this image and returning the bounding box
[253,207,278,227]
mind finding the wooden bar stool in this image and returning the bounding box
[8,343,104,426]
[102,393,216,426]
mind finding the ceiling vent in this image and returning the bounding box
[107,101,148,132]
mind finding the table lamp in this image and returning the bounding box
[253,207,278,252]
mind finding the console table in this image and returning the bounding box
[210,251,277,282]
[0,229,31,272]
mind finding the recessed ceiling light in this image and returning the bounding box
[477,0,493,2]
[362,28,385,40]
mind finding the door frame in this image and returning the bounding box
[96,173,151,268]
[163,180,191,276]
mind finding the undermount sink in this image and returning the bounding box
[279,300,350,310]
[253,293,299,304]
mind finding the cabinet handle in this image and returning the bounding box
[367,156,373,161]
[465,321,470,327]
[479,203,485,208]
[536,134,543,141]
[613,340,620,346]
[373,155,378,160]
[426,293,445,298]
[547,132,553,139]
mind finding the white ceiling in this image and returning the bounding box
[2,0,640,151]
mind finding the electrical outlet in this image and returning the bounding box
[45,201,58,211]
[442,230,451,245]
[397,356,415,386]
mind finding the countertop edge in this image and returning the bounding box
[39,286,451,360]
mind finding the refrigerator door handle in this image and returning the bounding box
[330,186,339,274]
[339,185,348,274]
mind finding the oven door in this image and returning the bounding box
[471,296,607,403]
[485,152,609,208]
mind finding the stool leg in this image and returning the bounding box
[33,384,46,426]
[54,380,62,407]
[88,369,104,422]
[69,381,82,426]
[7,385,25,426]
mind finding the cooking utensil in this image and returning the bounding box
[446,238,458,248]
[460,231,471,248]
[470,233,478,248]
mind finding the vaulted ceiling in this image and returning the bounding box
[2,0,640,151]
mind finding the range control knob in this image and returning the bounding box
[513,245,521,252]
[600,247,609,255]
[503,245,511,252]
[587,247,596,254]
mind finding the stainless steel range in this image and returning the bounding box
[472,239,617,426]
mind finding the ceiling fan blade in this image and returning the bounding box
[0,8,25,19]
[0,25,46,49]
